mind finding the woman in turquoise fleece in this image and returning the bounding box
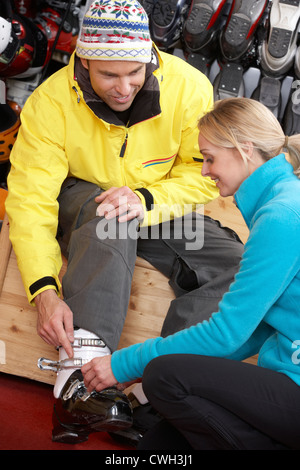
[82,98,300,449]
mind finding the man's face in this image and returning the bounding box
[81,58,146,112]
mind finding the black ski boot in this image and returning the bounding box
[52,370,133,444]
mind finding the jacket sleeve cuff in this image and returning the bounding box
[29,276,60,304]
[29,276,59,296]
[135,188,154,212]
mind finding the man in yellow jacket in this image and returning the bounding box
[5,0,243,443]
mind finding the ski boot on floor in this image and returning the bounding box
[219,0,269,68]
[260,0,300,77]
[182,0,232,74]
[38,328,133,444]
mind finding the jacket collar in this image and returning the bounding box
[71,46,162,127]
[234,154,295,228]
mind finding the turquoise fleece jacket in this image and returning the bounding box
[111,154,300,386]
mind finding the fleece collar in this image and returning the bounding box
[234,154,295,228]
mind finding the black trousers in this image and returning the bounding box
[140,355,300,450]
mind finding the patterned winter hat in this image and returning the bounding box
[76,0,152,62]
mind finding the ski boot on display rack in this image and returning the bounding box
[219,0,269,68]
[38,328,133,444]
[283,46,300,134]
[139,0,157,18]
[282,90,300,135]
[213,61,245,99]
[213,0,269,100]
[260,0,300,77]
[251,75,282,119]
[149,0,192,51]
[182,0,232,76]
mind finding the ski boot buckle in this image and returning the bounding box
[37,357,89,372]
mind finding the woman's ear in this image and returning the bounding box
[242,141,254,159]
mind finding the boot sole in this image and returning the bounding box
[261,0,300,75]
[267,0,300,59]
[52,404,132,444]
[223,0,268,47]
[152,0,180,27]
[185,0,228,35]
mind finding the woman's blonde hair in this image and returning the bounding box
[198,97,300,178]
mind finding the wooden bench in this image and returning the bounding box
[0,197,255,386]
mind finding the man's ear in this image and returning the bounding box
[80,58,89,70]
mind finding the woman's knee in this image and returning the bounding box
[142,355,177,404]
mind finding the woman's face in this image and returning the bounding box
[199,134,256,197]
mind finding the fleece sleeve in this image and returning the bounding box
[111,204,300,383]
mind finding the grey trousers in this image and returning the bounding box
[57,179,244,351]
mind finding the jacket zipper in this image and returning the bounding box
[72,86,81,103]
[119,132,128,158]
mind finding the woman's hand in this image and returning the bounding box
[81,355,118,392]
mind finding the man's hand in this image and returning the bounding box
[95,186,144,222]
[81,355,118,392]
[35,289,74,358]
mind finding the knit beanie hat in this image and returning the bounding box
[76,0,152,63]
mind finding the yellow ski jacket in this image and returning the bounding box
[6,47,217,303]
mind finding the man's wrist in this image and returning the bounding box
[34,288,58,306]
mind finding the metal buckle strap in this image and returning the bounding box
[72,338,106,348]
[37,357,89,372]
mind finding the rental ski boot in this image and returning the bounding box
[51,370,133,444]
[139,0,157,17]
[213,62,245,99]
[294,45,300,78]
[38,328,133,444]
[213,0,269,100]
[149,0,192,51]
[182,0,232,74]
[282,83,300,134]
[219,0,269,68]
[251,75,282,119]
[260,0,300,77]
